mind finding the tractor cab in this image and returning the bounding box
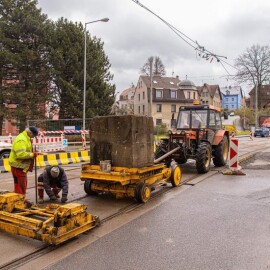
[175,103,223,131]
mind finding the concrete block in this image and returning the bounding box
[90,115,154,168]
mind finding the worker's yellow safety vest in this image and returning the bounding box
[9,130,34,172]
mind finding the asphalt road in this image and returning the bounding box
[45,163,270,270]
[1,136,270,269]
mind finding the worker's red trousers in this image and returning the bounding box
[38,183,60,199]
[11,167,28,195]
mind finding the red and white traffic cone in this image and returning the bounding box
[222,138,245,175]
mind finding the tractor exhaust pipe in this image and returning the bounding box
[154,146,180,164]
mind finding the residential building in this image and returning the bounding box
[220,85,245,111]
[197,83,222,108]
[249,84,270,109]
[133,76,199,127]
[118,85,135,115]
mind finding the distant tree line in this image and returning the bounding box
[0,0,115,132]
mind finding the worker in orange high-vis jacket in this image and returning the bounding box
[9,126,39,198]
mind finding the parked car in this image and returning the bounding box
[230,112,235,116]
[0,141,12,159]
[254,127,270,137]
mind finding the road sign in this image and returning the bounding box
[62,139,68,147]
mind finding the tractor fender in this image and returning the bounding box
[212,130,228,146]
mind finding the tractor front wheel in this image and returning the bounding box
[196,142,212,174]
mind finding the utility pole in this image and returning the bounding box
[149,58,153,117]
[255,83,258,128]
[83,18,109,130]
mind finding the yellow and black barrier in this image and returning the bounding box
[0,150,90,173]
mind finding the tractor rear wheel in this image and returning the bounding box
[213,136,229,167]
[196,142,212,174]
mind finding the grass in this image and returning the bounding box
[236,130,250,135]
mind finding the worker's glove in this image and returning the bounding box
[33,152,38,158]
[61,195,68,203]
[49,195,57,201]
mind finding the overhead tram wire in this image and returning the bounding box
[131,0,239,76]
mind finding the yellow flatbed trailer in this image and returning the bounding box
[81,162,181,203]
[0,192,100,245]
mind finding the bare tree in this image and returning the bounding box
[141,56,166,76]
[235,45,270,85]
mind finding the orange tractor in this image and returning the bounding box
[155,102,229,173]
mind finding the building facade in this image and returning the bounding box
[249,84,270,109]
[220,86,244,111]
[197,83,222,108]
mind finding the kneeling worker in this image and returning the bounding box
[38,166,69,204]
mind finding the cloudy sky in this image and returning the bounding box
[37,0,270,96]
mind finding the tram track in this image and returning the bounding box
[0,168,203,270]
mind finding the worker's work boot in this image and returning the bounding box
[38,198,44,204]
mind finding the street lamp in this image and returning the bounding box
[83,17,109,130]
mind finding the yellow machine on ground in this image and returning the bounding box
[0,191,100,245]
[81,159,182,203]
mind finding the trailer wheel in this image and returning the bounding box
[170,165,181,187]
[84,180,96,195]
[213,136,229,167]
[196,142,212,174]
[135,183,151,203]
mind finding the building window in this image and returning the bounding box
[156,89,163,98]
[157,104,162,112]
[138,94,140,101]
[232,98,234,101]
[226,98,228,101]
[188,91,190,99]
[143,105,145,114]
[232,105,234,108]
[193,92,196,99]
[143,92,145,99]
[170,90,176,99]
[156,119,162,126]
[171,104,176,112]
[138,106,140,114]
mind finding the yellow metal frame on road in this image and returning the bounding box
[0,192,100,245]
[81,163,182,203]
